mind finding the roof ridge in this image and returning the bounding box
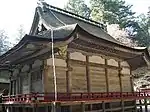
[40,2,107,31]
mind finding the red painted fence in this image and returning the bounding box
[2,92,150,104]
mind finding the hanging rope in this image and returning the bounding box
[50,28,57,112]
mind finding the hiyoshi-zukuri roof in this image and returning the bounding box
[0,2,150,70]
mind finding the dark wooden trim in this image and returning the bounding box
[70,59,121,70]
[86,56,91,92]
[105,59,109,92]
[118,61,122,92]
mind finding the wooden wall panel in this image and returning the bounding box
[89,56,105,64]
[90,67,106,92]
[70,52,86,61]
[121,67,132,92]
[46,58,67,92]
[121,61,130,67]
[108,69,120,92]
[71,64,87,92]
[47,67,67,92]
[108,59,118,67]
[122,76,132,92]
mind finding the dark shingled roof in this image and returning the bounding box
[30,2,123,45]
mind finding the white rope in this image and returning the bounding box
[50,28,57,112]
[49,9,66,26]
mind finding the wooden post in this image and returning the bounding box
[118,61,122,92]
[144,98,148,112]
[102,101,105,112]
[121,100,124,112]
[81,102,85,112]
[56,102,61,112]
[105,59,109,92]
[139,100,143,112]
[134,100,138,112]
[33,104,38,112]
[66,52,72,93]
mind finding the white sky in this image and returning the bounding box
[0,0,149,41]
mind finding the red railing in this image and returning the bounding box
[2,92,150,104]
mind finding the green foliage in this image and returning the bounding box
[90,0,135,28]
[64,0,91,18]
[128,14,150,46]
[64,0,150,46]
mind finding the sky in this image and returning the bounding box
[0,0,149,42]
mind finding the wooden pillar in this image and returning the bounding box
[86,56,91,93]
[28,64,32,93]
[139,100,143,112]
[66,52,72,93]
[9,70,13,95]
[130,68,134,92]
[121,100,124,112]
[102,101,105,112]
[17,68,21,94]
[118,61,122,92]
[42,60,49,93]
[105,59,109,92]
[81,102,85,112]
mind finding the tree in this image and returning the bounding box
[107,24,137,47]
[15,25,26,44]
[0,30,10,55]
[64,0,91,18]
[127,10,150,46]
[90,0,135,28]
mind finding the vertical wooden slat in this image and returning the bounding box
[86,55,91,92]
[105,59,109,92]
[66,52,72,93]
[118,61,122,92]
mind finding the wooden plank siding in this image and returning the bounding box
[44,51,132,94]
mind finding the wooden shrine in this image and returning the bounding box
[0,2,150,112]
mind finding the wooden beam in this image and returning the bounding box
[105,59,109,92]
[70,59,122,70]
[86,56,91,93]
[118,61,122,92]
